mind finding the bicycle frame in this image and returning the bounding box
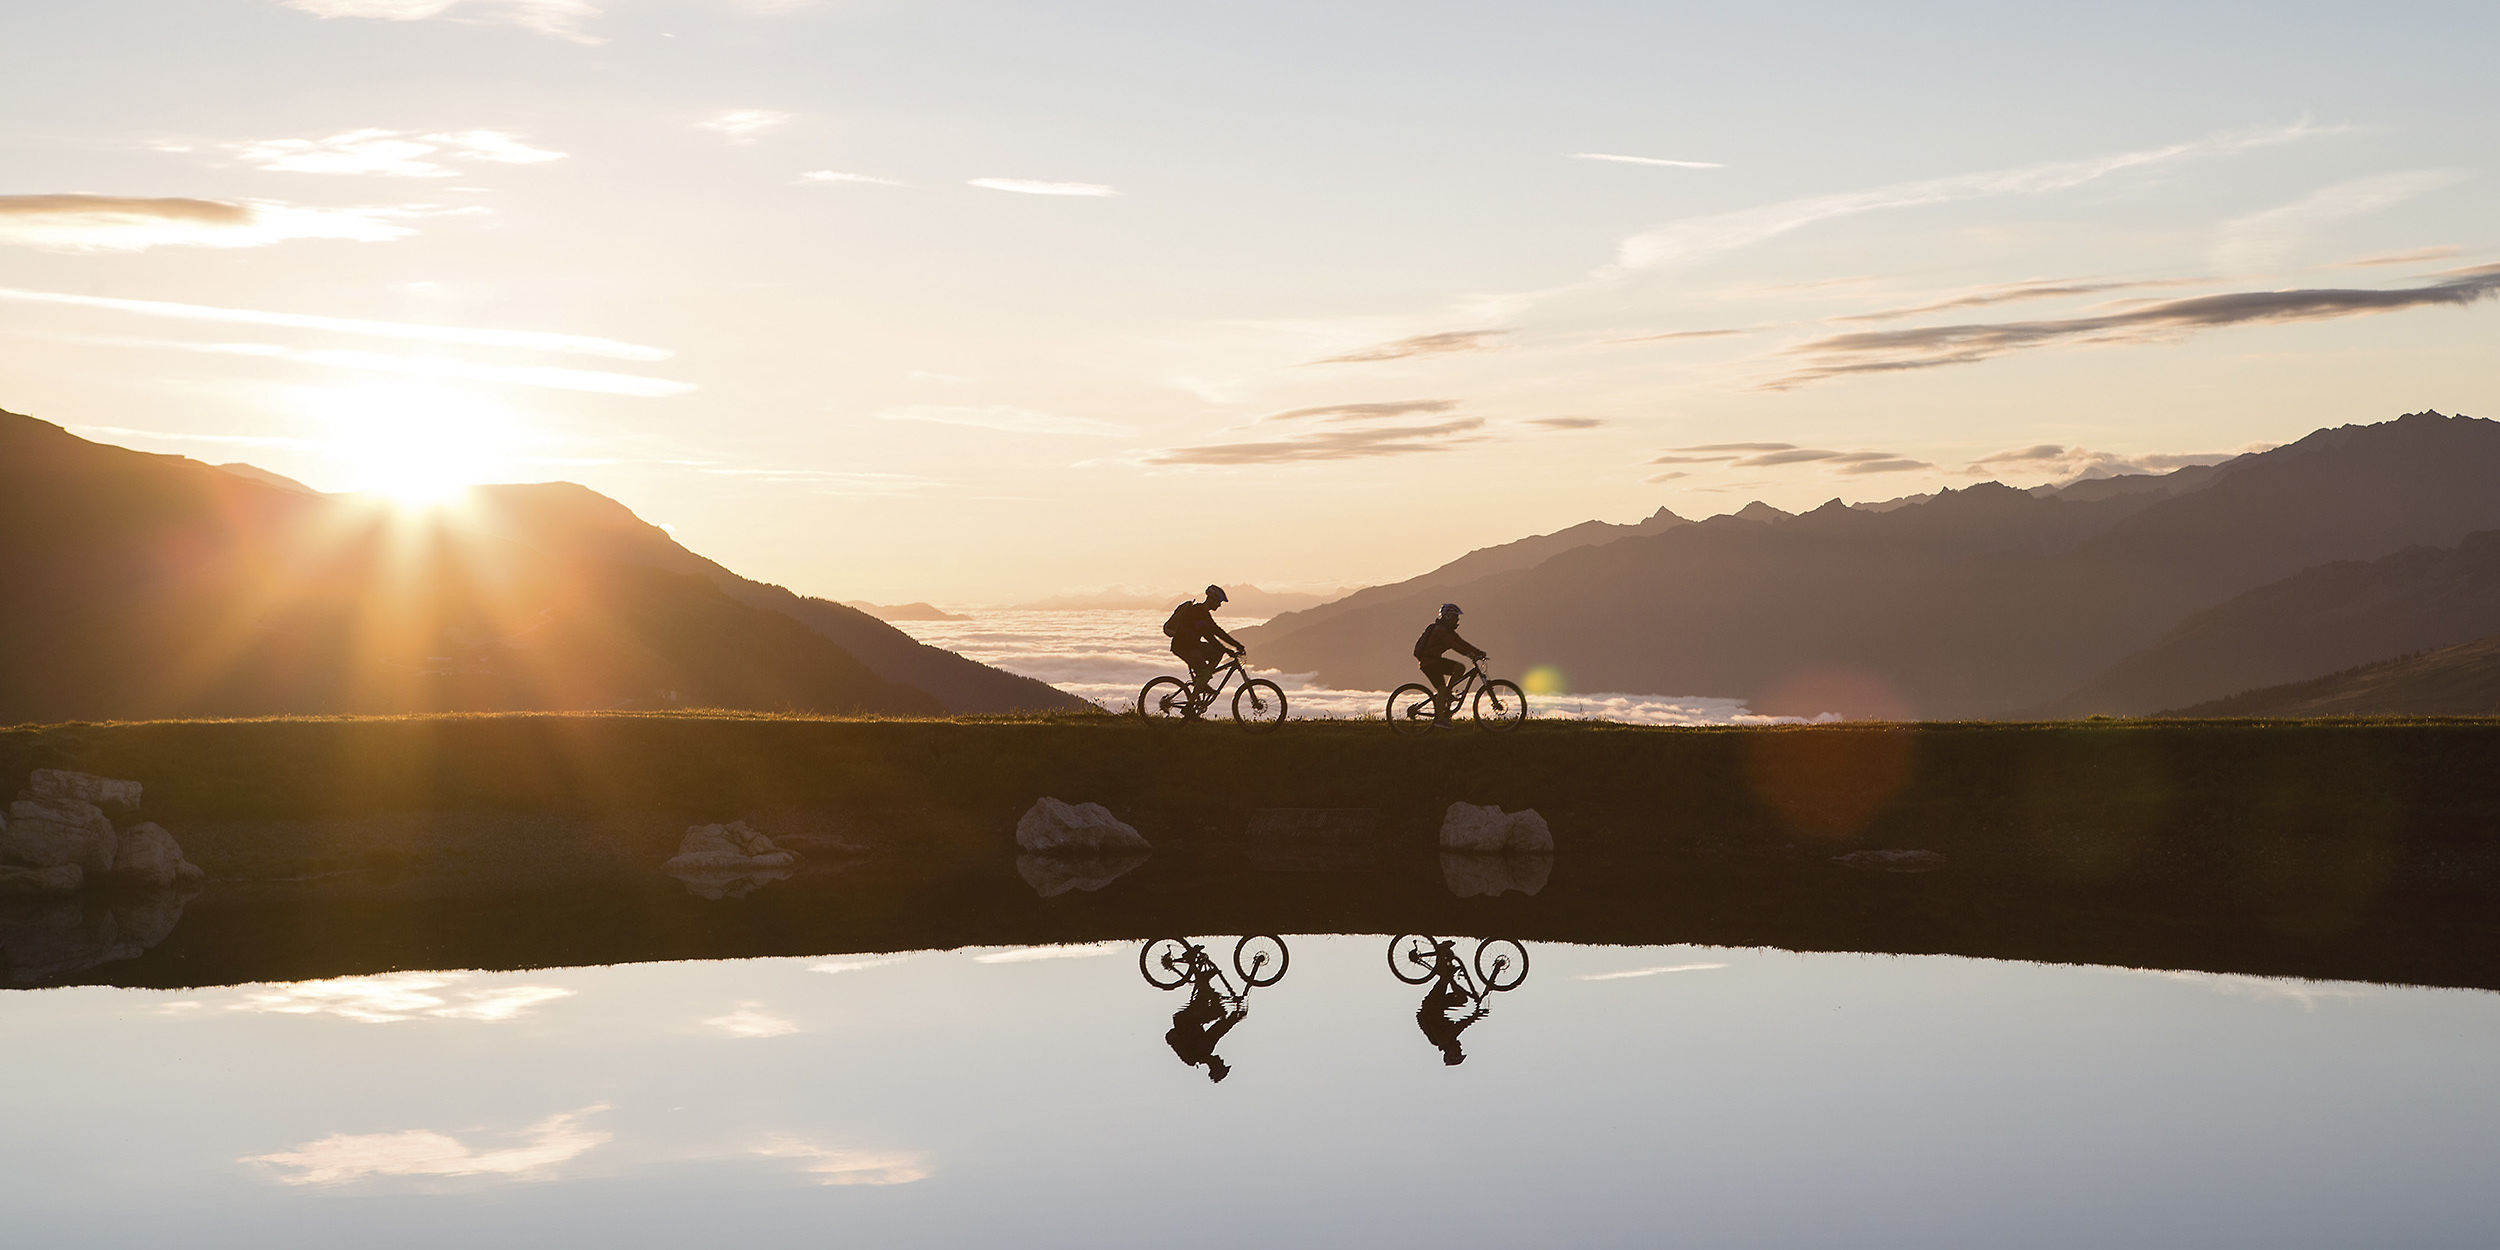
[1187,657,1246,712]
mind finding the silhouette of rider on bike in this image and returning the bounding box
[1165,584,1244,698]
[1165,955,1247,1082]
[1415,942,1488,1065]
[1413,603,1487,726]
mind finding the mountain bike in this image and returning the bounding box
[1138,651,1288,732]
[1386,659,1526,735]
[1388,935,1529,996]
[1140,935,1292,1001]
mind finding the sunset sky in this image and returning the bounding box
[4,1,2495,603]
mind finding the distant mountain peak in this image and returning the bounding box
[1730,501,1792,524]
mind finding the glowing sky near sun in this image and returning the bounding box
[2,1,2495,602]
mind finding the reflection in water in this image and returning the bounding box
[0,889,192,985]
[753,1137,932,1186]
[1389,936,1531,1066]
[1016,849,1150,898]
[1140,936,1290,1082]
[221,973,575,1024]
[244,1104,613,1185]
[1439,851,1552,898]
[702,1002,800,1038]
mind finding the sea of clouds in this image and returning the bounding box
[894,610,1796,725]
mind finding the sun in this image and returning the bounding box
[308,382,526,506]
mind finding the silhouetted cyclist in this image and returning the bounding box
[1165,956,1246,1082]
[1164,584,1244,697]
[1413,602,1486,726]
[1415,943,1488,1065]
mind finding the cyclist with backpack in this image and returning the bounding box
[1414,602,1486,726]
[1163,585,1244,698]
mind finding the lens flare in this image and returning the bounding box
[1522,665,1568,696]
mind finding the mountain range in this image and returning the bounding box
[1239,411,2500,719]
[0,408,1086,723]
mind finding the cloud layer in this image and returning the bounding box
[1312,330,1503,364]
[1147,417,1486,465]
[0,195,433,250]
[229,128,564,176]
[968,178,1118,197]
[282,0,603,44]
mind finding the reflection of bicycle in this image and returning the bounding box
[1387,660,1526,735]
[1139,653,1287,732]
[1141,935,1291,1001]
[1388,935,1530,996]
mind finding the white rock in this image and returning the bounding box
[3,798,116,874]
[1015,798,1149,854]
[28,770,142,812]
[1438,802,1553,854]
[664,821,797,873]
[1440,852,1552,899]
[0,863,83,896]
[111,823,203,888]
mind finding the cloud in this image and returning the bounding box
[1525,416,1603,430]
[219,973,575,1023]
[0,287,668,359]
[1769,263,2500,388]
[799,170,905,187]
[1311,329,1503,364]
[698,109,793,145]
[1644,470,1689,483]
[699,467,946,496]
[2214,170,2466,271]
[1830,276,2211,323]
[1570,153,1724,169]
[968,178,1119,197]
[878,404,1130,437]
[2333,245,2462,268]
[1651,443,1930,473]
[702,1003,799,1037]
[245,1105,611,1184]
[281,0,603,44]
[1968,443,2244,483]
[1265,398,1459,422]
[70,336,692,396]
[754,1138,930,1186]
[0,195,433,251]
[229,128,564,177]
[1146,417,1485,465]
[1668,442,1794,454]
[1609,327,1755,344]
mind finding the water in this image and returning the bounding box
[5,937,2496,1247]
[895,609,1787,723]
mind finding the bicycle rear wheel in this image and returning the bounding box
[1475,938,1530,991]
[1473,679,1528,732]
[1233,678,1287,732]
[1137,676,1194,721]
[1140,937,1193,989]
[1388,934,1439,984]
[1387,684,1440,736]
[1234,935,1289,987]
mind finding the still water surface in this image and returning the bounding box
[4,937,2496,1247]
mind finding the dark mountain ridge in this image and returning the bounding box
[2169,632,2500,718]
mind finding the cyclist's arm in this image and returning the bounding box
[1450,630,1486,661]
[1211,623,1244,652]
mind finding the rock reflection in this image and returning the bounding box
[1388,935,1531,1066]
[1139,935,1290,1083]
[1439,852,1552,898]
[0,889,192,985]
[1016,849,1149,897]
[1017,797,1152,897]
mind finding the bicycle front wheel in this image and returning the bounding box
[1475,938,1530,992]
[1137,676,1193,721]
[1388,934,1439,984]
[1234,935,1290,987]
[1140,937,1193,989]
[1387,684,1440,735]
[1233,678,1287,732]
[1473,679,1528,732]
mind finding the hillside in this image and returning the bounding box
[1238,411,2500,718]
[0,409,1079,722]
[2171,633,2500,717]
[2052,529,2500,715]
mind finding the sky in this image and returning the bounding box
[3,0,2496,604]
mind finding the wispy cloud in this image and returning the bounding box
[62,335,693,397]
[698,109,793,145]
[1609,326,1756,344]
[1147,417,1485,465]
[0,194,438,251]
[1770,263,2500,388]
[1829,276,2211,323]
[2214,170,2466,271]
[281,0,603,44]
[878,404,1130,437]
[1968,443,2243,483]
[228,128,564,177]
[0,287,670,359]
[968,178,1119,197]
[1265,398,1459,422]
[699,466,946,496]
[799,170,905,187]
[1570,152,1723,169]
[1652,442,1929,473]
[245,1105,612,1184]
[1311,329,1503,364]
[754,1137,930,1186]
[2333,244,2462,269]
[1524,416,1603,430]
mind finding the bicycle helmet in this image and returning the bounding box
[1439,602,1462,619]
[1205,584,1229,606]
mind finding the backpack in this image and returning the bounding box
[1163,601,1192,638]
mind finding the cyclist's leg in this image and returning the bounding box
[1421,658,1463,719]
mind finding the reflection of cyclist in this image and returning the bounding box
[1415,944,1488,1066]
[1165,957,1247,1082]
[1413,603,1487,726]
[1164,585,1244,698]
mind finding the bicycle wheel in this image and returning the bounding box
[1387,934,1440,984]
[1473,679,1529,732]
[1234,935,1290,987]
[1139,937,1193,989]
[1475,938,1530,992]
[1386,684,1441,736]
[1233,678,1287,732]
[1137,676,1194,721]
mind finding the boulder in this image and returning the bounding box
[1016,849,1150,898]
[28,769,142,812]
[111,823,205,888]
[664,820,797,872]
[1015,798,1149,855]
[0,863,83,896]
[3,797,116,874]
[1438,802,1553,854]
[1440,852,1552,899]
